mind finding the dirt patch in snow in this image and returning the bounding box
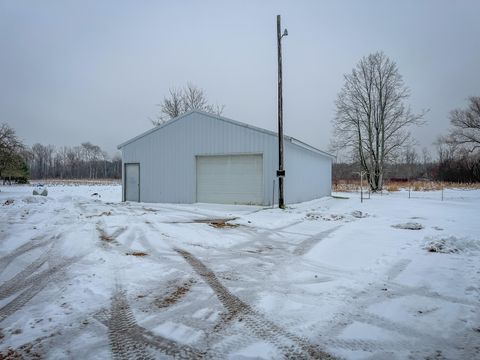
[96,224,126,244]
[391,222,424,230]
[194,218,239,228]
[125,252,148,257]
[154,279,196,308]
[86,211,112,218]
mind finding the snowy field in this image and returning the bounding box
[0,184,479,359]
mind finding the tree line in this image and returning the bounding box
[26,142,121,180]
[0,127,121,182]
[334,142,480,184]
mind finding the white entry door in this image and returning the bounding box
[125,163,140,202]
[196,154,263,205]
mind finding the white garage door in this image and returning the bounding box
[196,154,263,205]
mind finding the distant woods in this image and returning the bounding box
[0,125,121,182]
[26,142,121,180]
[334,146,479,184]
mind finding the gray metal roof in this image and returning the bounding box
[117,110,335,159]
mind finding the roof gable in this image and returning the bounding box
[117,110,334,158]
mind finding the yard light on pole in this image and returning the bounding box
[354,171,367,203]
[277,15,288,209]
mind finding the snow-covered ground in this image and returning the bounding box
[0,184,479,359]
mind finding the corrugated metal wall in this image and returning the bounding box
[284,140,332,204]
[120,111,332,205]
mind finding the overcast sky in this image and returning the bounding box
[1,1,479,157]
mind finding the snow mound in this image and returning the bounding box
[33,186,48,196]
[22,195,48,204]
[351,210,369,218]
[392,222,424,230]
[424,236,480,254]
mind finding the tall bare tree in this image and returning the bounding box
[152,83,224,126]
[331,52,425,191]
[445,96,480,154]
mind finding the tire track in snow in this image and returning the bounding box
[321,258,471,357]
[0,258,78,323]
[174,247,336,360]
[0,248,81,323]
[107,288,154,360]
[106,287,207,360]
[96,223,127,246]
[293,225,342,256]
[0,250,51,300]
[0,236,53,274]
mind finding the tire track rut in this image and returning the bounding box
[0,237,53,274]
[174,248,336,360]
[106,288,207,360]
[0,250,81,323]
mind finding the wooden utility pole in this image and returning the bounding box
[277,15,287,209]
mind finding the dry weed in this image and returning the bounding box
[333,180,480,192]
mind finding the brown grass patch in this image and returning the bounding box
[194,218,239,228]
[209,221,239,228]
[333,179,480,192]
[125,251,148,257]
[387,183,399,192]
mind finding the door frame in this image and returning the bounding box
[124,162,140,202]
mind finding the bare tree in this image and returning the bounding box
[445,96,480,153]
[331,52,426,191]
[159,88,183,120]
[152,83,225,126]
[31,143,55,179]
[421,147,431,178]
[181,83,208,112]
[81,142,102,179]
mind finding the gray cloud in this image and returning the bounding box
[1,1,479,157]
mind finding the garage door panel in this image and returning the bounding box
[196,155,263,205]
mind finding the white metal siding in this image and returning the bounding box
[196,155,263,205]
[283,140,332,204]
